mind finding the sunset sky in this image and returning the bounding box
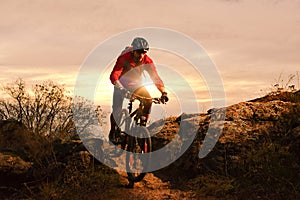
[1,0,300,118]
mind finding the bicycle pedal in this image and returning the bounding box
[109,136,121,145]
[113,139,123,145]
[109,140,118,145]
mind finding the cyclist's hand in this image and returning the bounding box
[161,92,169,103]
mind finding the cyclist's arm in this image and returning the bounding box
[110,56,124,85]
[144,62,166,94]
[156,84,166,94]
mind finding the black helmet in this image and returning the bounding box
[131,37,149,51]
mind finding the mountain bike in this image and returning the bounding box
[110,92,166,188]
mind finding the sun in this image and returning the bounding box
[141,74,162,97]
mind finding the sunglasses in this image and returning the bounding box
[135,49,147,54]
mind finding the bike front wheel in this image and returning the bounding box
[126,126,152,182]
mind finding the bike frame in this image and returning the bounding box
[119,95,162,132]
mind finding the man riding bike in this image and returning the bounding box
[109,37,169,144]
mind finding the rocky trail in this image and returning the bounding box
[109,171,201,200]
[100,144,201,199]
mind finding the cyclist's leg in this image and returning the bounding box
[109,88,124,142]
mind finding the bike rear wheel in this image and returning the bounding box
[126,126,152,182]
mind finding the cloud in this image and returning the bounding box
[0,64,78,89]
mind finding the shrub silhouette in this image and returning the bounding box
[0,78,105,140]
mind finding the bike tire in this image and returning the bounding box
[126,126,152,183]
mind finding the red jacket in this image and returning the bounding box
[109,48,164,90]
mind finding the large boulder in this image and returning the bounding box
[153,98,300,174]
[152,94,300,198]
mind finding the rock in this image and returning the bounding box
[175,113,201,123]
[0,119,47,161]
[0,153,32,174]
[0,152,32,184]
[153,96,300,188]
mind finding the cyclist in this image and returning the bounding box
[109,37,169,144]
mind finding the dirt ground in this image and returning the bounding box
[104,171,217,200]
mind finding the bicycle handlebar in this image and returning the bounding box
[122,90,166,104]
